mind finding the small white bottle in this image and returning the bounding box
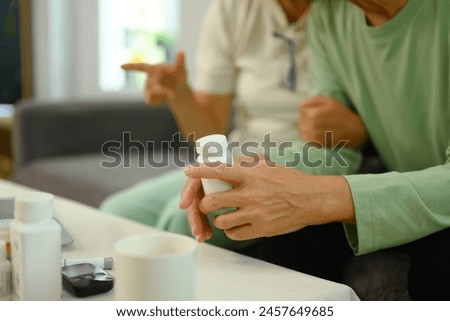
[195,134,233,195]
[11,192,62,301]
[0,240,12,300]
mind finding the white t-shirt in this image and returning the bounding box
[195,0,309,146]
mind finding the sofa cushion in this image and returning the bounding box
[343,250,411,300]
[12,150,194,207]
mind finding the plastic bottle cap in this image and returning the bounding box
[14,192,55,223]
[195,134,228,157]
[104,257,114,270]
[0,240,6,261]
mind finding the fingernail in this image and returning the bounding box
[184,167,192,176]
[178,196,185,208]
[195,234,202,242]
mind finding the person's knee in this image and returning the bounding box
[163,211,191,236]
[100,193,130,215]
[100,192,159,226]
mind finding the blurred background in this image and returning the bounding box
[0,0,211,178]
[8,0,210,101]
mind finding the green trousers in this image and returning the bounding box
[100,169,257,252]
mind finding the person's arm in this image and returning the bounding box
[180,158,356,242]
[169,78,233,140]
[343,146,450,255]
[122,0,238,141]
[122,53,233,141]
[300,96,368,150]
[174,0,238,140]
[303,2,450,255]
[182,150,450,256]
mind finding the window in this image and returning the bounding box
[32,0,210,100]
[99,0,179,92]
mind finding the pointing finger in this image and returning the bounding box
[121,63,154,73]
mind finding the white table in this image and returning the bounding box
[0,179,359,301]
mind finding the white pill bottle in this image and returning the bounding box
[195,134,233,194]
[11,192,61,301]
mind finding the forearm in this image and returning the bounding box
[302,175,356,226]
[344,164,450,255]
[169,84,229,142]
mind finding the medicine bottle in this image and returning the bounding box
[11,192,62,301]
[195,134,233,195]
[0,240,12,300]
[0,219,12,260]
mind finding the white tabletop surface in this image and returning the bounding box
[0,179,359,301]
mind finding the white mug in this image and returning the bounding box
[114,233,198,301]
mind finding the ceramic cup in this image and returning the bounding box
[114,233,198,301]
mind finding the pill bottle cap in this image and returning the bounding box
[0,219,12,238]
[14,193,55,223]
[195,134,228,158]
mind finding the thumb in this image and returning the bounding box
[174,51,186,71]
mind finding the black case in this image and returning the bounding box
[62,263,114,298]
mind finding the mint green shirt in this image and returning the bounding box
[308,0,450,255]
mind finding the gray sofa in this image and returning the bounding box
[11,98,411,300]
[12,99,193,207]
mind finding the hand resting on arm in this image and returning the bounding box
[300,96,368,149]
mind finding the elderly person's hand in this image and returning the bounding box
[180,157,355,242]
[121,51,188,106]
[179,176,213,242]
[300,96,368,149]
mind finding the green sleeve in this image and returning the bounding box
[269,139,362,176]
[307,0,350,106]
[344,144,450,255]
